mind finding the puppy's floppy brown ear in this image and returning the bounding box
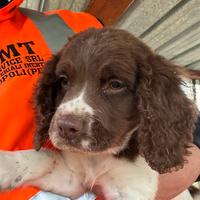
[136,54,197,173]
[34,54,59,150]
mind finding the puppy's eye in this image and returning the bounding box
[58,75,69,87]
[104,79,127,94]
[109,80,125,90]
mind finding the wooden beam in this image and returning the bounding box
[86,0,135,27]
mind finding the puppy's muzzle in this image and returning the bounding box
[57,115,86,140]
[57,115,83,140]
[55,114,97,150]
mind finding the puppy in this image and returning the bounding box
[0,28,198,200]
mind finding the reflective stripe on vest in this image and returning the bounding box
[19,8,74,54]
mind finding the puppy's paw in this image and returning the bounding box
[0,152,21,191]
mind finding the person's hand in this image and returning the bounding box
[155,144,200,200]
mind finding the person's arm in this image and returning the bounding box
[155,144,200,200]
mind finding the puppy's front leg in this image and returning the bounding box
[0,149,58,191]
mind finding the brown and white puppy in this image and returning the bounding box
[0,28,197,200]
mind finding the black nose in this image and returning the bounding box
[57,115,84,139]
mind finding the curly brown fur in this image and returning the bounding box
[34,55,61,150]
[34,28,198,174]
[135,53,197,173]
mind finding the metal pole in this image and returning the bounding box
[39,0,46,11]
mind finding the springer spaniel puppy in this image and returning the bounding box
[0,28,198,200]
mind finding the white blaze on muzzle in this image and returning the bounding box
[58,88,94,116]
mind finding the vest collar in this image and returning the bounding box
[0,0,23,21]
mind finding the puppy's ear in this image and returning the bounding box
[34,54,59,150]
[136,54,197,173]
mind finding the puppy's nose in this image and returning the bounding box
[57,116,83,138]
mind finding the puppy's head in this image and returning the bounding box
[35,28,197,173]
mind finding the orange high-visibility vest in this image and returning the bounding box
[0,0,102,199]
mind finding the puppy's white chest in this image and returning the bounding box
[62,153,114,187]
[61,153,158,200]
